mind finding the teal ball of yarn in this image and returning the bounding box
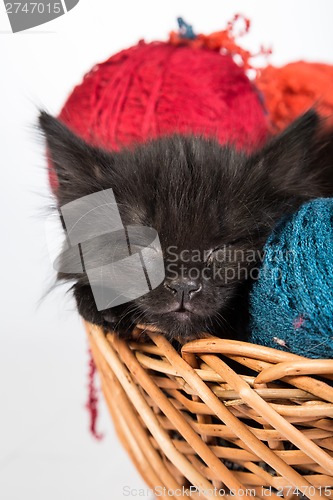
[249,198,333,358]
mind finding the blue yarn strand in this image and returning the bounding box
[177,17,196,40]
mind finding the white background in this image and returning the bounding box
[1,1,333,499]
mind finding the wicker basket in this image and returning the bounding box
[85,321,333,499]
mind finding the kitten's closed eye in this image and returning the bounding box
[205,239,245,263]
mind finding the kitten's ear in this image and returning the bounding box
[256,110,322,198]
[39,111,113,202]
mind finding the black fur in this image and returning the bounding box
[39,110,333,342]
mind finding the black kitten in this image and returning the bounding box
[40,110,333,342]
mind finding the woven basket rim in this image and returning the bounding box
[135,323,333,364]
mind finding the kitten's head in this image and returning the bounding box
[40,110,331,341]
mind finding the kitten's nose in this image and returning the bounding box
[165,280,202,303]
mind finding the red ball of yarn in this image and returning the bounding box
[50,40,268,190]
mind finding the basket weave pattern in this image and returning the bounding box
[86,322,333,499]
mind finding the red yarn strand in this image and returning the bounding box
[86,350,104,440]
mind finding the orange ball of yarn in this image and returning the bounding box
[256,61,333,132]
